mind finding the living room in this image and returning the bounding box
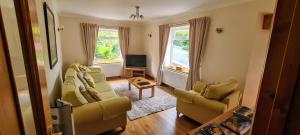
[2,0,300,135]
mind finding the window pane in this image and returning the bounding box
[172,40,189,67]
[94,29,122,64]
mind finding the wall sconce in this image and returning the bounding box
[148,33,152,38]
[57,26,64,32]
[216,28,224,34]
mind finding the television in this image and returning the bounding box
[126,55,146,68]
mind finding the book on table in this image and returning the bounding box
[220,115,251,135]
[196,123,237,135]
[233,106,254,119]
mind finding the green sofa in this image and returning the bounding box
[61,64,131,135]
[174,79,240,124]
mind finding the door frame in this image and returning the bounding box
[252,0,300,134]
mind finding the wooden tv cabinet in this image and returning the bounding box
[124,67,146,78]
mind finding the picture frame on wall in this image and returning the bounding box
[43,2,58,69]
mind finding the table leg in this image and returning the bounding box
[128,82,131,90]
[151,87,155,97]
[139,89,142,100]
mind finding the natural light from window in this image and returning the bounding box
[165,25,190,70]
[94,28,122,64]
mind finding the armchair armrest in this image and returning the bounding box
[174,88,198,103]
[99,96,131,120]
[73,102,103,125]
[193,94,227,113]
[222,90,240,110]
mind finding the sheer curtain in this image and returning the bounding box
[118,27,130,76]
[156,24,170,85]
[80,23,100,66]
[186,17,210,90]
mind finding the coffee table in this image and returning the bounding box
[127,77,156,100]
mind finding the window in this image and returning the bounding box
[165,25,190,69]
[94,28,122,64]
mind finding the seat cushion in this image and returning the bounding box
[203,80,238,100]
[95,81,113,93]
[100,91,118,100]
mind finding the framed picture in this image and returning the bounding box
[43,2,58,69]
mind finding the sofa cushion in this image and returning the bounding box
[83,72,96,88]
[193,81,206,94]
[65,68,77,80]
[99,91,118,100]
[79,86,97,103]
[203,80,238,100]
[79,65,92,72]
[62,79,88,106]
[69,63,81,72]
[87,88,102,101]
[77,72,91,89]
[95,81,113,93]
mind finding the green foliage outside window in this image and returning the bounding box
[95,30,121,63]
[173,29,189,50]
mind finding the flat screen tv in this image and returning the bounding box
[126,55,146,68]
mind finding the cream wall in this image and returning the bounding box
[242,1,276,108]
[59,15,144,72]
[141,0,276,94]
[36,0,63,103]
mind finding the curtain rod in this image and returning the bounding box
[98,25,119,29]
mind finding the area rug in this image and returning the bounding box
[110,80,176,120]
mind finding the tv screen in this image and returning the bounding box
[126,55,146,68]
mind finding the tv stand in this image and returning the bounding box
[124,67,146,78]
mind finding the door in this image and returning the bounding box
[0,0,52,134]
[0,0,37,134]
[0,11,22,135]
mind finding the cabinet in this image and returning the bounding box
[124,67,146,78]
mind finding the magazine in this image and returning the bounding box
[196,124,237,135]
[233,106,254,119]
[221,115,251,135]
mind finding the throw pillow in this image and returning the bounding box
[69,63,80,72]
[87,88,102,101]
[203,80,238,100]
[78,65,91,72]
[79,86,96,103]
[193,81,206,94]
[77,72,91,89]
[83,72,96,88]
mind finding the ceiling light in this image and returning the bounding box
[130,6,144,20]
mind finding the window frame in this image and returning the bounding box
[93,28,123,64]
[165,25,190,70]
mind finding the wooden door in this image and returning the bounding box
[0,10,22,135]
[251,0,300,134]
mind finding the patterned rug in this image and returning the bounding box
[110,80,176,120]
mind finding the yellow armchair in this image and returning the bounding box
[174,80,240,124]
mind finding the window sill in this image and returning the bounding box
[164,67,189,74]
[93,61,123,65]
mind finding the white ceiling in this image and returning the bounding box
[56,0,251,21]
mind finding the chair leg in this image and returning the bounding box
[177,112,180,118]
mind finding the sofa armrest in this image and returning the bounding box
[99,96,131,120]
[73,102,104,125]
[193,95,227,113]
[88,72,106,82]
[222,90,240,110]
[174,88,198,103]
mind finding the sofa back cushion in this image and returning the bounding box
[203,79,238,100]
[62,79,88,106]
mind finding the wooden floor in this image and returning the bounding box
[102,78,200,135]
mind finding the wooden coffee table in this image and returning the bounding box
[128,77,156,100]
